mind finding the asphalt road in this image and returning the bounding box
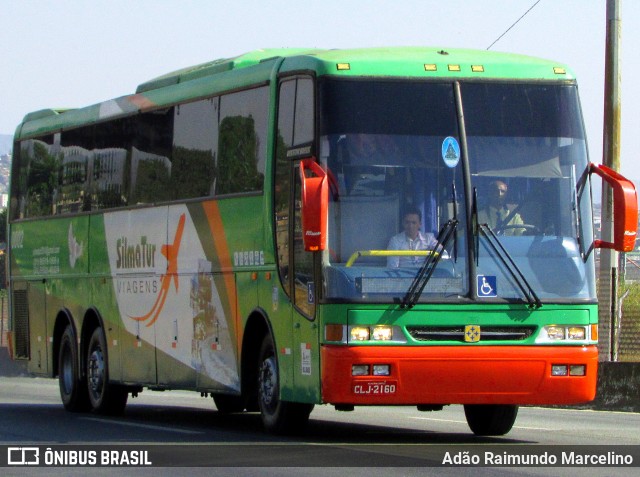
[1,373,639,477]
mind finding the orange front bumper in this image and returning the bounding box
[321,345,597,406]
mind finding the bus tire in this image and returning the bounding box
[86,327,128,415]
[257,334,313,434]
[212,393,246,413]
[464,404,518,436]
[58,325,90,412]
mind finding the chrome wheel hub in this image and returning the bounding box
[88,347,105,396]
[259,356,277,408]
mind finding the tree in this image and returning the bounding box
[0,207,6,289]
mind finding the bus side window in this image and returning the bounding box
[275,80,295,289]
[15,136,59,219]
[217,87,269,195]
[130,109,173,204]
[91,118,134,210]
[172,98,218,199]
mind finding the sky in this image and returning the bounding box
[1,0,639,180]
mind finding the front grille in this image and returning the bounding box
[407,326,536,342]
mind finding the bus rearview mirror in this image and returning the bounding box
[299,158,328,252]
[590,163,638,252]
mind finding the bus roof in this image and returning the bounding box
[16,47,574,140]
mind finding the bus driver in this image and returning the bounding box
[477,180,525,235]
[387,207,439,268]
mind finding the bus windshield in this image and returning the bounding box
[319,79,595,304]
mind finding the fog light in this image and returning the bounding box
[569,365,586,376]
[350,326,370,341]
[372,364,390,376]
[372,326,393,341]
[546,326,565,340]
[551,365,568,376]
[352,365,369,376]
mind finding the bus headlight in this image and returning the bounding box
[546,326,565,340]
[350,326,370,341]
[372,326,393,341]
[346,325,406,343]
[568,327,586,340]
[541,325,590,342]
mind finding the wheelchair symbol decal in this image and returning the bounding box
[477,275,497,297]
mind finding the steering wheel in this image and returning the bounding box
[345,250,437,267]
[494,223,540,236]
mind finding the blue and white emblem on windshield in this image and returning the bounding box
[477,275,497,297]
[441,136,460,168]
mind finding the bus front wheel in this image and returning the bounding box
[257,334,313,434]
[58,325,90,412]
[464,404,518,436]
[86,327,128,415]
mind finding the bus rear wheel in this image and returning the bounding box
[86,327,128,415]
[257,334,313,434]
[58,325,90,412]
[464,404,518,436]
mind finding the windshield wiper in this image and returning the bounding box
[478,224,542,309]
[401,219,458,308]
[451,182,459,261]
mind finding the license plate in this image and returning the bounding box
[353,381,397,395]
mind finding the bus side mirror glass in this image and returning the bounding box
[299,158,328,252]
[590,163,638,252]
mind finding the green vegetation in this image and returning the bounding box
[618,280,640,361]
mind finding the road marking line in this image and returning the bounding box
[409,416,556,431]
[80,417,204,435]
[409,417,467,424]
[512,425,556,431]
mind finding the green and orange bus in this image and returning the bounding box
[7,47,637,435]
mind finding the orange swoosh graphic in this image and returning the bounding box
[129,213,186,327]
[202,202,238,343]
